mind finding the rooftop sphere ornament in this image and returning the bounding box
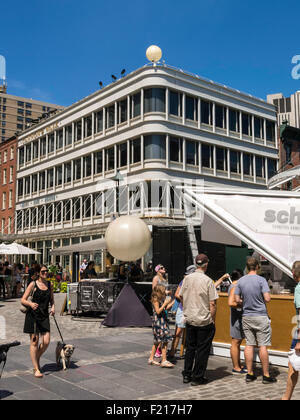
[146,45,162,63]
[105,216,152,261]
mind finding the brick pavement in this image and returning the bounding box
[0,294,300,401]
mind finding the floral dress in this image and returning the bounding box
[152,301,173,344]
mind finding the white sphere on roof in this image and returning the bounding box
[105,216,152,261]
[146,45,162,63]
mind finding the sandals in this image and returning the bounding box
[148,359,161,366]
[33,368,43,378]
[160,360,174,368]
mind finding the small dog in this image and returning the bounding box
[56,342,75,370]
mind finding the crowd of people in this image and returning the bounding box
[148,254,300,399]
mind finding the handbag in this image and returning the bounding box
[20,281,36,314]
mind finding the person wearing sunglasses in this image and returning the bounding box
[22,264,55,378]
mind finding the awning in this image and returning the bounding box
[50,238,106,256]
[0,242,40,255]
[182,188,300,277]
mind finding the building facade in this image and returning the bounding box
[0,85,64,143]
[267,91,300,128]
[0,135,18,240]
[15,65,278,269]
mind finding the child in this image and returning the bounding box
[148,285,175,368]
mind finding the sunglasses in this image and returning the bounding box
[41,270,48,274]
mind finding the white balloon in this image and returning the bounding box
[146,45,162,63]
[105,216,152,261]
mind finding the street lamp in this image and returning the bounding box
[112,170,124,216]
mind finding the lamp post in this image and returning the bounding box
[112,170,124,216]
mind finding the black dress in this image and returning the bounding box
[24,281,52,335]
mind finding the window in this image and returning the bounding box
[19,147,24,165]
[25,176,30,195]
[84,115,92,138]
[64,162,72,183]
[118,99,127,124]
[242,113,252,136]
[215,105,227,129]
[73,198,81,220]
[46,204,53,225]
[2,192,6,210]
[266,121,275,143]
[169,90,182,117]
[216,147,228,171]
[3,168,6,184]
[105,147,115,171]
[26,103,32,109]
[130,92,141,118]
[73,158,81,180]
[268,159,277,179]
[170,137,183,162]
[144,135,166,160]
[18,101,24,107]
[201,100,213,125]
[230,150,241,174]
[47,168,54,188]
[94,152,103,174]
[106,105,115,129]
[254,117,264,139]
[202,144,213,168]
[65,125,72,145]
[9,190,12,208]
[229,109,240,132]
[18,179,24,196]
[186,140,198,166]
[94,110,103,133]
[144,88,165,113]
[56,166,62,186]
[48,133,55,153]
[75,120,82,142]
[32,174,38,193]
[117,143,127,168]
[54,202,62,223]
[9,166,13,182]
[3,150,7,163]
[63,200,71,221]
[17,109,24,115]
[26,110,32,116]
[131,138,141,164]
[243,153,253,176]
[186,95,197,121]
[17,124,23,130]
[83,195,91,218]
[84,155,91,177]
[40,137,46,156]
[39,172,46,190]
[56,129,63,150]
[256,156,265,178]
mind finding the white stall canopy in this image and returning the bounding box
[50,238,107,256]
[183,188,300,278]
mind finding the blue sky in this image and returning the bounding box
[1,0,300,107]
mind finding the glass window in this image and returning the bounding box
[84,115,92,138]
[229,109,240,132]
[47,168,54,188]
[83,196,91,218]
[32,174,38,193]
[54,202,62,223]
[56,166,63,186]
[216,147,227,171]
[105,147,115,171]
[131,138,141,164]
[254,117,263,139]
[131,92,141,118]
[169,91,182,117]
[18,179,24,196]
[106,105,115,128]
[118,99,127,124]
[243,153,253,176]
[40,137,46,156]
[48,133,55,153]
[144,88,165,113]
[94,151,103,174]
[64,200,71,221]
[170,137,183,162]
[201,100,213,125]
[144,135,166,160]
[94,110,103,133]
[186,95,197,121]
[65,125,72,145]
[73,198,81,220]
[202,144,213,168]
[230,150,241,174]
[256,156,265,178]
[25,176,30,195]
[73,158,81,180]
[215,105,227,129]
[19,147,25,165]
[84,155,91,177]
[39,172,46,190]
[33,141,39,159]
[75,120,82,142]
[242,113,252,136]
[186,140,198,166]
[56,129,63,150]
[46,204,53,224]
[118,143,127,168]
[25,144,31,162]
[64,162,72,183]
[266,120,275,142]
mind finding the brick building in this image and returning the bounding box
[0,135,18,239]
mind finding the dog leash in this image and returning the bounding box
[52,314,65,345]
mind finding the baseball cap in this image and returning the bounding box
[195,254,209,266]
[185,265,197,275]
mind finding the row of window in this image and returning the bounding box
[1,166,14,185]
[0,146,15,163]
[18,88,277,167]
[17,135,277,198]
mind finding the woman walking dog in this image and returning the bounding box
[21,265,55,378]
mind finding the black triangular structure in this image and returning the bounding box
[102,283,152,327]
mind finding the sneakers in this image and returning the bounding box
[191,377,208,386]
[262,375,277,384]
[183,376,191,384]
[232,368,247,375]
[246,373,257,383]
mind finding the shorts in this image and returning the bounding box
[242,316,272,347]
[230,312,244,340]
[175,307,186,329]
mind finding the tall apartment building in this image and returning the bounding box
[0,85,64,143]
[15,64,278,279]
[267,91,300,128]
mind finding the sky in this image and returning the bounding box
[1,0,300,107]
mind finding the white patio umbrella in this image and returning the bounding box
[0,242,40,255]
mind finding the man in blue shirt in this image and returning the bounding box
[235,256,277,384]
